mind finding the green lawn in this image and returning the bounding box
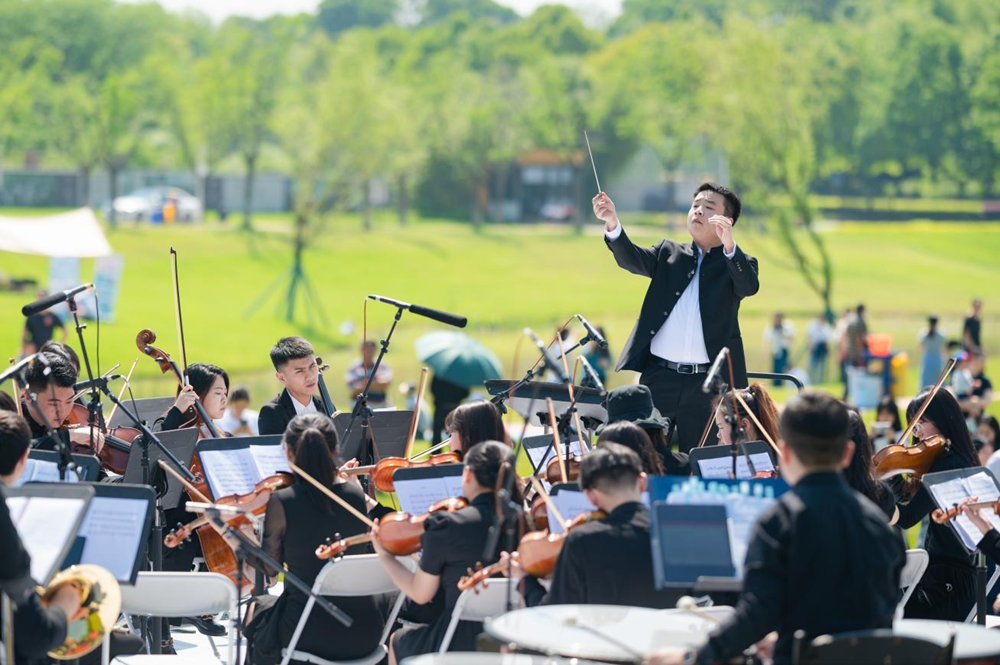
[1,212,997,421]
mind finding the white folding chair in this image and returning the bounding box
[965,560,1000,624]
[108,571,238,665]
[438,579,523,654]
[281,554,417,665]
[896,548,929,621]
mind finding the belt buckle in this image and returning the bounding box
[675,363,696,375]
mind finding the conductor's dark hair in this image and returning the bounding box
[270,336,314,370]
[695,182,742,224]
[25,352,77,392]
[0,390,17,413]
[906,387,979,468]
[182,363,230,401]
[285,412,339,512]
[40,341,80,372]
[597,421,664,475]
[580,443,642,492]
[230,386,251,403]
[779,391,850,467]
[0,411,32,476]
[845,409,891,509]
[445,401,508,453]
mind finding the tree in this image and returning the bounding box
[0,38,58,181]
[419,0,518,26]
[48,75,104,206]
[318,0,398,37]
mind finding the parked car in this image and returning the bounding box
[102,187,202,222]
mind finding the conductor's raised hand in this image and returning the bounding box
[708,215,736,253]
[592,192,619,232]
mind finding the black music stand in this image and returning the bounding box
[333,410,413,465]
[108,397,176,429]
[123,429,200,511]
[650,503,739,589]
[521,434,586,477]
[392,463,464,514]
[485,380,606,427]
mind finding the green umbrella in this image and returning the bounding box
[415,331,503,389]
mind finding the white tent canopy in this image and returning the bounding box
[0,208,112,257]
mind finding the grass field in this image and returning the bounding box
[1,208,997,421]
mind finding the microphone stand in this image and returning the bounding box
[66,295,105,456]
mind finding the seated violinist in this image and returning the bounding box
[159,362,230,436]
[21,351,105,453]
[646,392,904,665]
[714,382,781,447]
[444,400,509,455]
[514,443,678,608]
[243,413,384,663]
[258,337,327,436]
[372,440,516,664]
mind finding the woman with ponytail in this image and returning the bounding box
[244,413,384,663]
[714,382,781,447]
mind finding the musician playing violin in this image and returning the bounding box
[714,383,781,448]
[892,387,980,621]
[371,440,517,664]
[244,413,384,663]
[443,401,508,454]
[21,351,105,453]
[514,444,678,609]
[258,337,328,436]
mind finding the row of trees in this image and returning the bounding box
[2,0,1000,312]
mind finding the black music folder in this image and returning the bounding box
[333,410,413,464]
[122,428,199,510]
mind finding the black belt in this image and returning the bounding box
[650,357,711,375]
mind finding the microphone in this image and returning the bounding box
[575,314,607,349]
[578,356,605,392]
[21,284,94,317]
[525,328,571,384]
[701,347,730,394]
[367,295,467,328]
[73,374,125,392]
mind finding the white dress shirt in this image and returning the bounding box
[291,394,318,415]
[606,222,736,364]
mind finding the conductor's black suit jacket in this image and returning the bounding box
[606,227,759,387]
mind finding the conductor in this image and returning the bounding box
[595,184,759,453]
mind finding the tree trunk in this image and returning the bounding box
[573,164,583,234]
[397,173,408,226]
[362,179,372,231]
[242,153,256,231]
[80,165,91,208]
[286,211,308,322]
[473,168,488,228]
[108,165,119,228]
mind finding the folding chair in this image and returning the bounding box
[965,562,1000,624]
[438,579,524,654]
[281,554,417,665]
[896,549,929,620]
[108,571,238,665]
[795,628,954,665]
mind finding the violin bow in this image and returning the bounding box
[170,247,188,374]
[404,368,429,461]
[8,358,23,418]
[546,398,568,483]
[895,357,957,448]
[696,400,724,449]
[289,461,376,528]
[158,459,212,503]
[105,356,140,427]
[529,476,567,531]
[732,390,781,458]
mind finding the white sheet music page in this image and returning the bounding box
[249,443,291,479]
[697,453,774,480]
[199,449,259,498]
[525,438,584,473]
[77,497,148,582]
[547,489,598,535]
[7,496,87,583]
[395,478,452,515]
[927,471,1000,551]
[15,459,78,486]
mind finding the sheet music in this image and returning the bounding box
[199,449,258,498]
[697,453,774,480]
[249,444,291,479]
[77,497,148,582]
[7,496,87,583]
[547,489,598,535]
[524,438,585,472]
[927,471,1000,551]
[394,477,454,515]
[15,459,80,486]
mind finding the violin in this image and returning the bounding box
[931,497,1000,525]
[873,434,950,480]
[165,473,294,548]
[314,496,468,560]
[342,452,462,494]
[458,509,607,589]
[62,401,139,475]
[543,454,581,484]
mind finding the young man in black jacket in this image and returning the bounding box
[594,184,759,453]
[646,392,904,665]
[258,337,328,436]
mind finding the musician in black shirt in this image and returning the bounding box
[647,392,904,665]
[517,443,679,608]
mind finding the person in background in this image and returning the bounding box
[845,409,897,521]
[845,303,869,369]
[983,416,1000,480]
[964,298,983,353]
[216,385,259,437]
[21,291,67,357]
[918,315,947,389]
[762,312,795,386]
[581,325,612,388]
[429,375,469,445]
[806,312,832,385]
[975,436,994,467]
[835,307,852,390]
[346,340,393,410]
[870,395,903,451]
[960,352,993,421]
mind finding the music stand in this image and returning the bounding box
[4,483,95,585]
[123,428,199,511]
[651,503,738,588]
[521,434,586,477]
[19,450,102,485]
[195,435,286,498]
[60,484,155,585]
[485,380,606,427]
[689,442,777,479]
[108,396,176,429]
[392,464,464,514]
[333,410,413,464]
